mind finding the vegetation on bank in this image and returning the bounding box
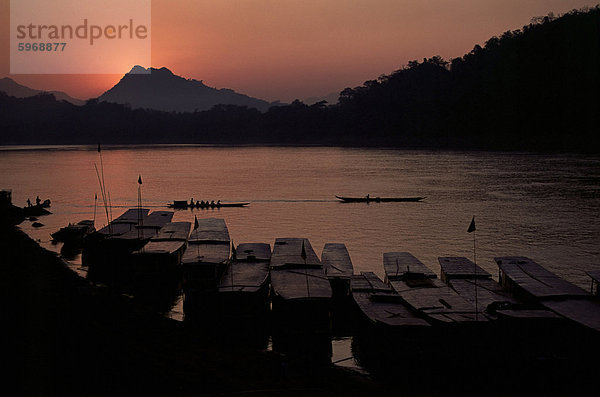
[1,7,598,152]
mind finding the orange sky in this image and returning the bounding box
[0,0,595,102]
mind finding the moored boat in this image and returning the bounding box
[83,209,174,286]
[270,238,332,334]
[321,243,354,300]
[383,252,487,326]
[181,218,231,319]
[438,256,561,323]
[495,256,600,333]
[217,243,271,322]
[352,271,430,330]
[51,219,95,244]
[132,221,191,279]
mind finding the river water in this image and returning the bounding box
[2,145,600,368]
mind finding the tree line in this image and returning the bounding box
[1,6,598,152]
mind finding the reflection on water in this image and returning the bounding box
[2,145,600,371]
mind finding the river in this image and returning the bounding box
[2,145,599,368]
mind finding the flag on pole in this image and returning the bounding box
[138,175,142,185]
[194,215,199,230]
[467,216,476,233]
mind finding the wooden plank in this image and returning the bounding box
[218,261,269,293]
[139,240,186,255]
[111,208,150,224]
[188,218,230,243]
[438,256,491,282]
[539,299,600,332]
[351,272,392,293]
[97,222,137,236]
[353,291,430,328]
[321,243,354,279]
[383,252,436,280]
[270,238,321,268]
[182,242,230,265]
[496,309,563,320]
[352,272,429,328]
[151,222,191,241]
[270,267,331,300]
[140,211,174,229]
[235,243,271,262]
[448,278,519,308]
[495,256,588,298]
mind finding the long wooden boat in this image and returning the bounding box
[181,218,231,288]
[83,209,174,286]
[133,222,191,274]
[217,243,271,320]
[321,243,354,300]
[383,252,487,325]
[495,256,600,332]
[270,238,332,334]
[352,272,430,330]
[335,195,425,203]
[51,219,95,244]
[438,257,561,323]
[168,200,250,209]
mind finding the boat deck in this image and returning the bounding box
[495,256,588,299]
[384,252,436,281]
[270,267,332,300]
[151,221,191,241]
[270,238,331,301]
[219,243,271,293]
[352,272,430,328]
[188,218,230,244]
[235,243,271,262]
[496,256,600,331]
[321,243,354,279]
[438,256,491,282]
[270,238,321,269]
[384,252,486,324]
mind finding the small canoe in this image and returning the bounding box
[335,195,425,203]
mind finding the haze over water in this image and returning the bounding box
[2,145,599,290]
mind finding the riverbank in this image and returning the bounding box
[1,224,386,396]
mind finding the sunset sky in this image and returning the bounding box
[0,0,594,102]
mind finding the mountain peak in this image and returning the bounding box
[99,66,274,112]
[128,65,150,74]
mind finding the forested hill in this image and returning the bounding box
[1,6,598,152]
[336,7,600,151]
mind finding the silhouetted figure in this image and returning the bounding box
[196,200,200,207]
[27,198,32,207]
[35,196,41,205]
[200,200,205,207]
[366,194,370,202]
[210,200,215,207]
[190,198,194,207]
[217,200,221,206]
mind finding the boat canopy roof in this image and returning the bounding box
[384,252,436,280]
[495,256,588,299]
[321,243,354,279]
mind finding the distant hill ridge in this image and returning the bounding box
[0,7,598,152]
[0,77,84,105]
[97,66,277,112]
